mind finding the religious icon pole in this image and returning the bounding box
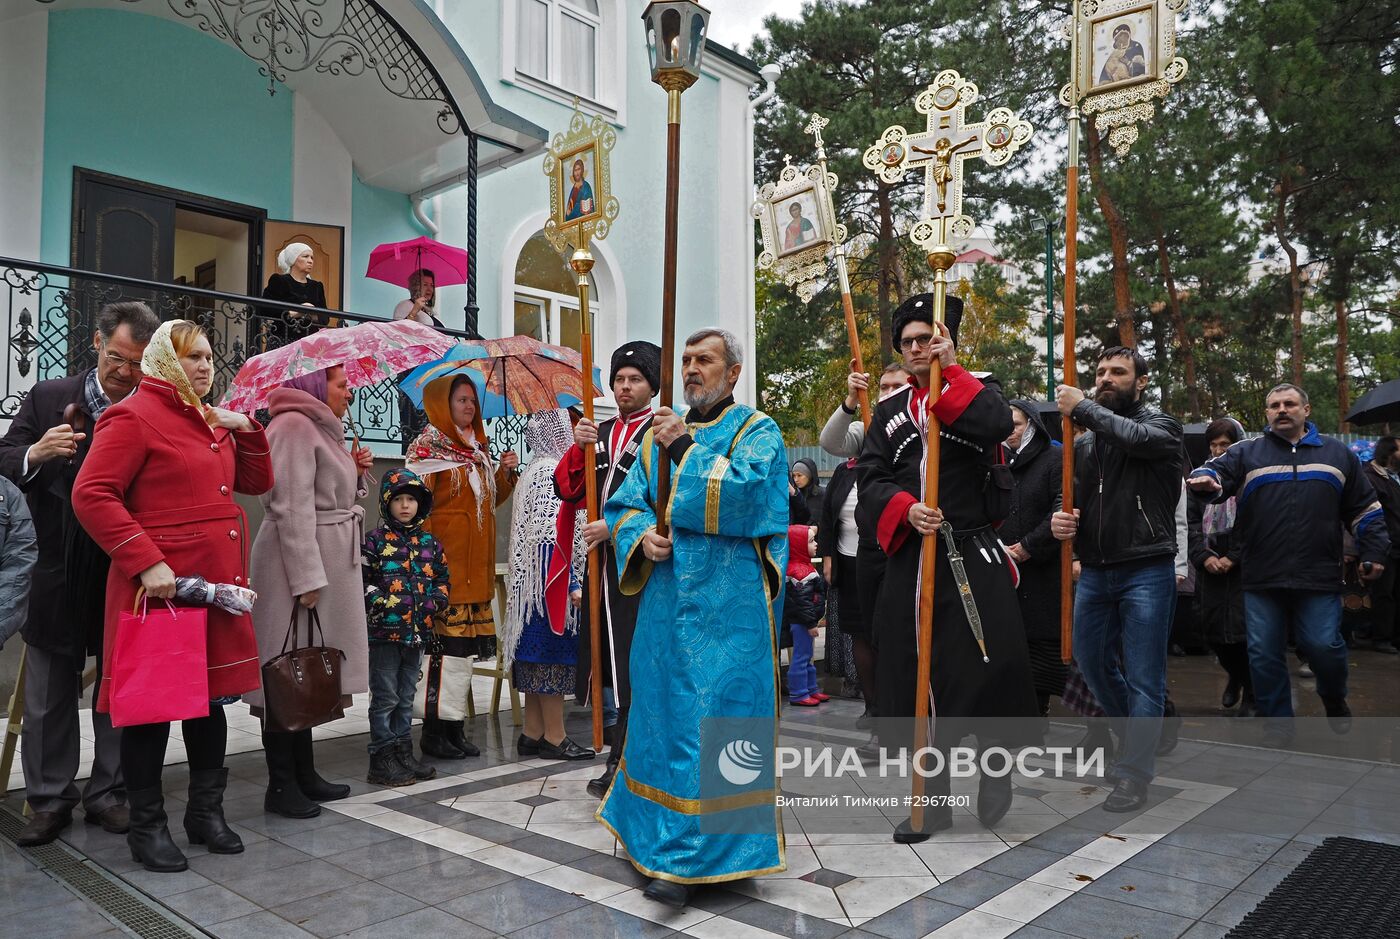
[1058,0,1189,662]
[753,114,866,426]
[865,71,1031,837]
[544,104,621,751]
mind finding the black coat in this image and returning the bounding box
[999,403,1063,643]
[0,371,110,658]
[789,458,825,527]
[856,368,1039,746]
[1186,495,1246,646]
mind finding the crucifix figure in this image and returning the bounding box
[864,70,1030,241]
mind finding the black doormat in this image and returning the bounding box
[1226,837,1400,938]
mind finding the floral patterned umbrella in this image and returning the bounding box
[220,319,456,413]
[398,336,604,418]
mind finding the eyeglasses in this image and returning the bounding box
[101,350,144,372]
[899,334,936,352]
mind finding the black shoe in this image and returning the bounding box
[421,718,468,760]
[1156,712,1182,757]
[183,768,244,854]
[367,748,416,787]
[1078,723,1115,766]
[1374,642,1399,655]
[856,707,877,730]
[263,730,321,819]
[84,804,129,834]
[856,734,881,765]
[1262,722,1295,749]
[893,812,954,843]
[1236,694,1256,719]
[396,739,437,780]
[587,764,616,799]
[1221,680,1242,710]
[442,720,480,758]
[517,734,542,757]
[16,810,72,847]
[1103,777,1149,813]
[293,728,351,802]
[977,773,1013,828]
[125,785,188,872]
[1322,696,1353,734]
[643,878,694,908]
[539,736,596,761]
[1169,643,1187,657]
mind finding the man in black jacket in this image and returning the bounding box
[1189,385,1388,746]
[0,301,159,846]
[1051,346,1182,812]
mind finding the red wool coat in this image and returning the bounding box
[71,377,274,712]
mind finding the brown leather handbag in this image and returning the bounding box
[261,606,346,733]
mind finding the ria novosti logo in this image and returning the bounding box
[716,739,765,785]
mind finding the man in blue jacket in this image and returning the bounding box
[1189,383,1389,747]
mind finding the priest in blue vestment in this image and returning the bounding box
[599,327,790,908]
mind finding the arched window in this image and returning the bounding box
[515,0,602,100]
[513,231,599,357]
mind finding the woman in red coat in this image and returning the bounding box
[73,320,273,873]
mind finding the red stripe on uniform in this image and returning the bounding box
[878,491,918,555]
[931,365,982,425]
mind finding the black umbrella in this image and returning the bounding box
[1345,379,1400,426]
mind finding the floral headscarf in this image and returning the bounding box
[141,320,214,423]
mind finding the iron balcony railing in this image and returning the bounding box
[0,256,530,456]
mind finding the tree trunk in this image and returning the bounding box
[1154,229,1201,421]
[1085,127,1135,347]
[876,180,896,366]
[1336,296,1350,432]
[1274,182,1305,386]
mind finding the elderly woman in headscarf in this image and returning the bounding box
[999,400,1067,719]
[261,242,329,331]
[248,366,374,819]
[406,375,518,758]
[73,320,273,874]
[500,409,595,760]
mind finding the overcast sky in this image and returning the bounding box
[703,0,806,54]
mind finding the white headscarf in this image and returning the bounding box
[277,242,312,275]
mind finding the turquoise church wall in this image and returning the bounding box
[40,10,294,266]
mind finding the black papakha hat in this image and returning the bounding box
[610,340,662,395]
[890,294,963,353]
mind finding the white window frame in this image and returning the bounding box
[511,286,596,350]
[501,0,627,125]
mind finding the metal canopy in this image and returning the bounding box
[16,0,548,192]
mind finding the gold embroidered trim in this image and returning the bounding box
[616,758,776,815]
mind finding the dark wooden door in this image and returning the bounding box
[76,178,176,282]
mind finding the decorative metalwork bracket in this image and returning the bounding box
[46,0,468,135]
[542,102,620,254]
[1061,0,1189,156]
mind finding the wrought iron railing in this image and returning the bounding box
[0,256,530,457]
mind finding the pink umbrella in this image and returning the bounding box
[366,236,470,288]
[220,319,456,414]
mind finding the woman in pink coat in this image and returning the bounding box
[73,320,273,873]
[248,366,373,817]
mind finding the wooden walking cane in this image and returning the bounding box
[864,69,1033,837]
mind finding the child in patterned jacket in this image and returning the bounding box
[362,468,450,787]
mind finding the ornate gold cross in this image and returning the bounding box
[864,69,1031,250]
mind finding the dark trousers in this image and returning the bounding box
[21,647,124,814]
[368,644,423,754]
[1368,560,1399,642]
[121,706,228,791]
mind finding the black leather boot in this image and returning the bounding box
[442,720,480,757]
[293,728,350,801]
[126,784,188,873]
[589,715,626,798]
[976,771,1013,828]
[644,878,694,907]
[420,718,467,759]
[263,730,320,819]
[396,739,437,780]
[184,767,244,854]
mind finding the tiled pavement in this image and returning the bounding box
[4,698,1400,938]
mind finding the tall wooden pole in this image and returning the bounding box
[570,240,605,751]
[655,87,682,536]
[1060,1,1082,664]
[908,239,955,835]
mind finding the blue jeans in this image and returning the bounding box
[603,686,618,729]
[368,643,423,755]
[788,624,818,700]
[1072,559,1176,783]
[1244,590,1346,719]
